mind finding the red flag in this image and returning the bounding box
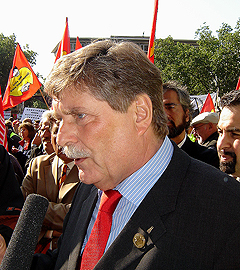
[55,17,71,63]
[0,89,8,150]
[75,36,82,50]
[147,0,159,63]
[200,93,215,113]
[2,44,42,111]
[236,75,240,90]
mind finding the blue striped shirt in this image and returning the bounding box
[82,136,173,253]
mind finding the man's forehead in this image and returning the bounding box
[219,107,240,124]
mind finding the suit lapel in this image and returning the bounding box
[43,154,58,199]
[52,155,59,186]
[56,185,98,270]
[95,144,191,269]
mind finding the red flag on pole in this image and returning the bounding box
[2,44,42,111]
[0,89,8,150]
[200,93,215,113]
[236,75,240,90]
[147,0,159,63]
[55,17,71,63]
[75,36,82,50]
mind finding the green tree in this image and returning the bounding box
[0,33,38,95]
[155,19,240,96]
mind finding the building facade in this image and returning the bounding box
[52,36,197,56]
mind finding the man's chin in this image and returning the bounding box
[219,161,236,175]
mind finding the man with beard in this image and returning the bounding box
[217,90,240,180]
[163,81,219,168]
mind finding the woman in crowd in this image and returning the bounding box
[12,122,36,173]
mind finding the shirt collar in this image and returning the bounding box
[115,136,173,207]
[178,133,187,148]
[58,158,75,170]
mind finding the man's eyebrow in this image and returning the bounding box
[218,126,240,132]
[229,128,240,132]
[59,107,86,116]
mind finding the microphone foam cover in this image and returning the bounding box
[0,194,49,270]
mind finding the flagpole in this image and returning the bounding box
[147,0,159,63]
[39,88,50,110]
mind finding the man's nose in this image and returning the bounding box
[57,120,78,147]
[217,132,231,151]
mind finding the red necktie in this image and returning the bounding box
[80,190,122,270]
[59,164,68,189]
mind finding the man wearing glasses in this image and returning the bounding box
[163,81,219,168]
[191,112,219,150]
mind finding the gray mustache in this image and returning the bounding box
[62,145,90,159]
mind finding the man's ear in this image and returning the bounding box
[135,94,153,135]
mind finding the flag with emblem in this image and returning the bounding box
[2,44,42,111]
[55,17,71,63]
[147,0,159,63]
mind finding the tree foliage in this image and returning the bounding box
[155,19,240,96]
[0,33,38,95]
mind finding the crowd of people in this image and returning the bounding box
[1,40,240,269]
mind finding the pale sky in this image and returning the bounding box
[1,0,239,82]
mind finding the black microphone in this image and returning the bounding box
[0,194,49,270]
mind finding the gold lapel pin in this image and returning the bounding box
[133,233,146,249]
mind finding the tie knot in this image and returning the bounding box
[59,164,68,189]
[99,190,122,215]
[61,164,68,176]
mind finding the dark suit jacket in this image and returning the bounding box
[32,144,240,270]
[202,131,219,150]
[0,145,24,246]
[181,136,219,168]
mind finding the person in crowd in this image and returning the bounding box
[5,120,22,154]
[12,122,36,173]
[191,111,219,149]
[9,153,24,185]
[34,119,40,131]
[22,118,33,124]
[28,40,240,269]
[21,119,80,251]
[12,119,20,135]
[26,110,55,168]
[8,116,14,123]
[0,145,24,263]
[162,81,219,168]
[217,90,240,180]
[4,120,24,183]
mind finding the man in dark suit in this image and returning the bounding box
[30,41,240,269]
[163,81,219,168]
